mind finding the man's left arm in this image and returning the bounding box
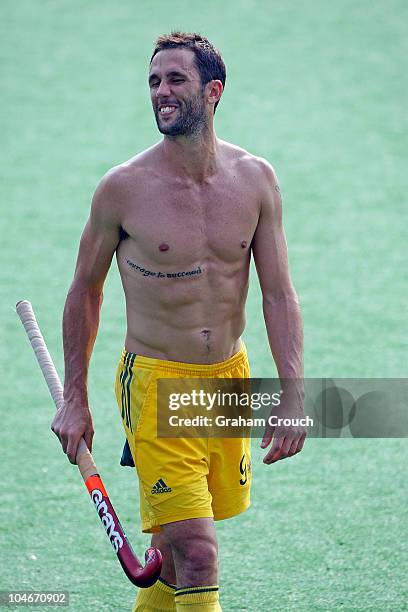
[252,159,306,464]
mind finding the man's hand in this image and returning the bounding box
[51,401,94,464]
[260,392,307,464]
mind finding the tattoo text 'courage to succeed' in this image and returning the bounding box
[126,259,203,279]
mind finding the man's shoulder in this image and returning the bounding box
[220,140,278,185]
[101,144,161,189]
[93,144,161,214]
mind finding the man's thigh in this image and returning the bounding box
[115,362,215,532]
[208,436,252,521]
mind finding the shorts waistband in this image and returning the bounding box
[120,342,248,375]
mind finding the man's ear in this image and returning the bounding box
[206,80,223,108]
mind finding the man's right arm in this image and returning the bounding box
[51,171,122,464]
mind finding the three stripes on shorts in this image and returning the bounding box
[120,352,136,433]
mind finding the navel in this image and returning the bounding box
[201,329,211,354]
[159,243,170,252]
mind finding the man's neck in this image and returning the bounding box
[161,126,219,183]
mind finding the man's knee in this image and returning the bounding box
[162,518,218,583]
[163,524,218,585]
[173,534,218,571]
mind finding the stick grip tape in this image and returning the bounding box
[16,299,98,480]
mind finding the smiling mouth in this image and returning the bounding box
[159,105,178,116]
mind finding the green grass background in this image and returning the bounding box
[1,1,407,610]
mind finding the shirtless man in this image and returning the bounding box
[51,32,306,611]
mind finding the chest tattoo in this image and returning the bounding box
[125,258,202,279]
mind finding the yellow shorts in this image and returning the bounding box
[114,344,251,533]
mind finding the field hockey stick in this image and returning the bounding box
[16,300,162,588]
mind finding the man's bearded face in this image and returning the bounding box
[154,87,207,137]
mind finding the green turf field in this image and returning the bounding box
[1,1,407,610]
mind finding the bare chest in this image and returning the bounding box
[119,177,260,266]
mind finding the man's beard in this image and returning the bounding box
[155,91,207,137]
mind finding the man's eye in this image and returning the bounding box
[172,79,184,83]
[150,82,159,88]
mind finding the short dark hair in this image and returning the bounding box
[150,31,226,113]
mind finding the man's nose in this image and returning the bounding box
[156,80,171,97]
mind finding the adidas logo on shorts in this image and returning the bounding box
[151,478,172,494]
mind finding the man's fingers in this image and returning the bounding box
[263,427,307,464]
[295,432,307,453]
[261,424,275,448]
[263,435,283,464]
[280,436,293,457]
[52,425,76,460]
[281,432,307,459]
[66,434,82,464]
[84,429,94,455]
[289,437,300,456]
[51,407,94,464]
[59,433,68,455]
[268,436,292,463]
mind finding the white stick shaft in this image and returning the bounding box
[16,300,64,410]
[16,300,97,479]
